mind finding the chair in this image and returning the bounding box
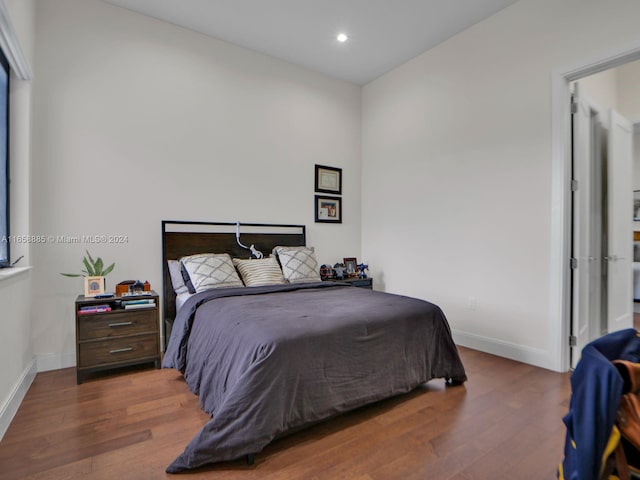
[559,329,640,480]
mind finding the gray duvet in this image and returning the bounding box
[162,282,466,473]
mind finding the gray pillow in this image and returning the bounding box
[180,264,196,294]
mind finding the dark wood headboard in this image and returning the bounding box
[161,221,306,345]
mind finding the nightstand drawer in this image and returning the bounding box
[79,334,158,367]
[77,309,157,341]
[347,278,372,289]
[323,277,373,289]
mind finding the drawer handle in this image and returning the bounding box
[108,322,133,327]
[109,347,133,354]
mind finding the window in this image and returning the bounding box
[0,47,8,267]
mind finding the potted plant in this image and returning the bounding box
[61,250,115,297]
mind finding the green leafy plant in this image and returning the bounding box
[60,250,115,277]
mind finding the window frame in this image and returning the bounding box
[0,46,9,267]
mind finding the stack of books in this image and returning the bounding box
[78,304,112,314]
[122,298,156,310]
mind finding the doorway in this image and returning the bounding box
[569,79,634,368]
[550,45,640,372]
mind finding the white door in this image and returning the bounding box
[607,109,634,333]
[571,84,593,368]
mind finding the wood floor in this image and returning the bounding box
[0,347,571,480]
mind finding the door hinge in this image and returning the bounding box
[570,257,578,269]
[571,179,578,191]
[569,335,577,347]
[570,95,578,114]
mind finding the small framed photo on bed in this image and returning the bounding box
[315,195,342,223]
[315,164,342,195]
[343,257,357,277]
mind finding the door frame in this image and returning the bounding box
[551,42,640,372]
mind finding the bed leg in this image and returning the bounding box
[246,454,255,466]
[445,378,465,387]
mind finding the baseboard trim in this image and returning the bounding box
[0,358,36,441]
[36,352,75,373]
[452,329,558,372]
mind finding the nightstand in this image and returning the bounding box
[75,291,160,384]
[324,277,373,289]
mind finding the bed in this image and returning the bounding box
[161,221,467,473]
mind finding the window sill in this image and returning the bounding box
[0,266,32,282]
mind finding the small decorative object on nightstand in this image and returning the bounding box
[319,264,334,280]
[343,257,357,277]
[333,263,346,280]
[357,263,369,279]
[75,290,160,384]
[61,250,116,297]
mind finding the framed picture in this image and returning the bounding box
[343,257,357,277]
[84,276,105,297]
[315,164,342,195]
[315,195,342,223]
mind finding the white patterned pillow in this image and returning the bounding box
[180,253,244,292]
[232,256,285,287]
[273,246,321,284]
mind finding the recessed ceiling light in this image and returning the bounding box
[336,33,348,43]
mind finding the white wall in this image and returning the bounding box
[578,68,619,112]
[0,270,34,439]
[618,60,640,119]
[0,0,35,439]
[362,0,640,371]
[30,0,362,368]
[616,60,640,191]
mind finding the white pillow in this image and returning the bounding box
[273,246,321,284]
[232,256,286,287]
[167,259,189,295]
[180,253,244,292]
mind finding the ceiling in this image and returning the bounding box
[100,0,519,85]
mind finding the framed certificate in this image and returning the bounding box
[315,164,342,195]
